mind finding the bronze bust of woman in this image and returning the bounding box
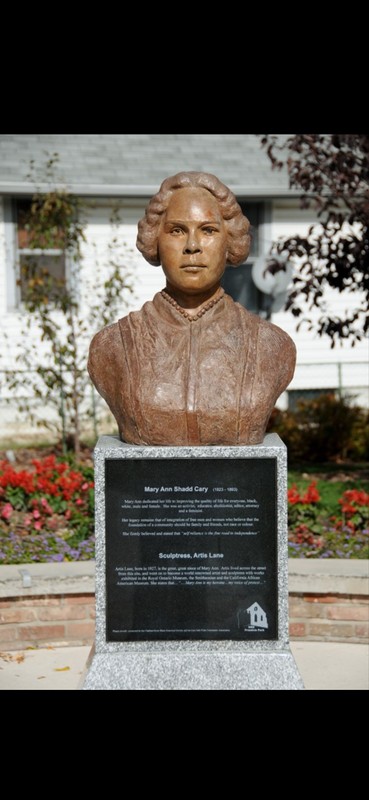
[88,171,296,446]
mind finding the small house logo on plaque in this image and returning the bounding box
[237,602,269,632]
[246,602,268,630]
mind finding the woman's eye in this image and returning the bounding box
[171,227,183,235]
[203,227,216,234]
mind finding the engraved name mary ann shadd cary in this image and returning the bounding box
[88,172,296,446]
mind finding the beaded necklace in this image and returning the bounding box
[160,287,224,322]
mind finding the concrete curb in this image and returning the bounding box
[0,562,95,597]
[288,559,369,596]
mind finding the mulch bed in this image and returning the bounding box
[0,444,94,469]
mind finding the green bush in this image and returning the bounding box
[268,393,369,463]
[348,408,369,460]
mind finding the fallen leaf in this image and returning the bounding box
[0,652,12,662]
[37,676,46,680]
[54,666,70,672]
[0,652,24,663]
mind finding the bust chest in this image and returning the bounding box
[117,297,266,445]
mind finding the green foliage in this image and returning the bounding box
[268,393,369,463]
[1,155,133,456]
[348,409,369,460]
[259,134,369,344]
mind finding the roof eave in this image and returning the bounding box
[0,181,298,199]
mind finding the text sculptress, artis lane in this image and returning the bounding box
[88,172,296,446]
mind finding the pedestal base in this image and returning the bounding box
[82,435,304,690]
[82,647,303,690]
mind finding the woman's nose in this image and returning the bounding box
[183,233,202,254]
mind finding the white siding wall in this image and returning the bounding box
[79,200,165,316]
[0,198,5,316]
[0,197,368,442]
[0,199,166,441]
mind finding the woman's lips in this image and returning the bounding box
[181,265,207,271]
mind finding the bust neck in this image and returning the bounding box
[164,282,223,317]
[160,286,224,322]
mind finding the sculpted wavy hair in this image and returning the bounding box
[136,171,250,267]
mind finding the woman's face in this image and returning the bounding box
[158,187,228,296]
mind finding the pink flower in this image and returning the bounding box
[34,520,42,530]
[33,509,41,519]
[75,498,83,506]
[81,482,89,491]
[40,498,53,514]
[1,502,13,520]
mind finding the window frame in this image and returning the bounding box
[221,200,272,317]
[5,196,68,310]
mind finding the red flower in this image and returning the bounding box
[288,481,320,505]
[288,484,302,504]
[302,481,320,504]
[339,489,369,510]
[340,503,356,514]
[0,466,35,493]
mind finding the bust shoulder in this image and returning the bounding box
[87,321,123,392]
[258,315,296,356]
[89,319,120,352]
[253,314,296,398]
[233,301,296,357]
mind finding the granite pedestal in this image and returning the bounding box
[82,434,303,690]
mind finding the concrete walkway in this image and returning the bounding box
[0,641,368,690]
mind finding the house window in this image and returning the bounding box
[15,198,66,303]
[221,202,268,316]
[287,389,337,412]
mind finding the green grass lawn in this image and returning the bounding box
[288,464,369,515]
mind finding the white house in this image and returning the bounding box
[0,134,367,442]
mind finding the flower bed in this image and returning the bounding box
[0,455,94,563]
[288,482,369,558]
[1,455,369,562]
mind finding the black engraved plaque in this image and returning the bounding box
[105,458,278,641]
